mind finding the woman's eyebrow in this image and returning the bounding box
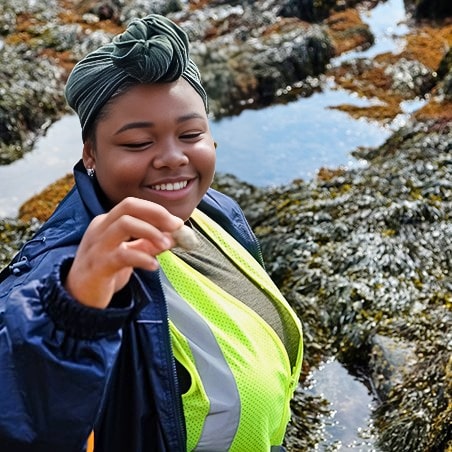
[114,113,206,135]
[176,113,206,123]
[114,121,154,135]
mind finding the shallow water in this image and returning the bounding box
[210,87,388,186]
[306,360,377,451]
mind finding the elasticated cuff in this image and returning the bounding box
[41,258,137,339]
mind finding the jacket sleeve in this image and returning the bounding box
[0,257,140,451]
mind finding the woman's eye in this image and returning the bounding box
[123,141,153,150]
[180,132,202,140]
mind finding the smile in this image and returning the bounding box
[151,180,189,191]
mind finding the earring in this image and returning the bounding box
[87,168,95,177]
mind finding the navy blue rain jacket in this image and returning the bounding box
[0,160,263,452]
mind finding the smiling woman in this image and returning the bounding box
[0,13,303,452]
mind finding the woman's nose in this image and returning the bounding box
[152,141,189,168]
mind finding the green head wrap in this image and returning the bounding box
[64,14,208,141]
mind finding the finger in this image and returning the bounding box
[115,241,161,271]
[94,236,171,274]
[108,197,184,232]
[98,215,174,251]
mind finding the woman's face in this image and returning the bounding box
[83,79,216,221]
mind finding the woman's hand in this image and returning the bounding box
[64,197,184,309]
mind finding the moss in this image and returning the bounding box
[325,8,374,56]
[402,23,452,71]
[18,173,74,222]
[316,167,346,181]
[415,99,452,121]
[329,102,402,122]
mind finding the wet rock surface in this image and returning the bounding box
[0,0,451,450]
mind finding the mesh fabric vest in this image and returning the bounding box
[157,209,303,451]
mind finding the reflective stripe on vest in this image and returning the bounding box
[157,209,303,451]
[161,272,240,450]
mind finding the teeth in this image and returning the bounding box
[152,180,188,191]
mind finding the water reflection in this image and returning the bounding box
[210,87,389,187]
[307,359,377,451]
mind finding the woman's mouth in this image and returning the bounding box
[151,180,189,191]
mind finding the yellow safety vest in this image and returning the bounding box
[158,209,303,451]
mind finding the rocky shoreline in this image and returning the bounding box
[1,0,451,450]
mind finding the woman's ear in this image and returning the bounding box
[82,140,95,170]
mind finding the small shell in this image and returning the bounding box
[172,225,199,250]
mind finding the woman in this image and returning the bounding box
[0,14,302,452]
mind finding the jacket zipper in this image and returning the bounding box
[157,270,187,450]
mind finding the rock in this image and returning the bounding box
[279,0,339,22]
[0,0,334,162]
[437,48,452,79]
[0,44,66,164]
[369,334,417,400]
[175,6,334,116]
[120,0,184,23]
[384,58,435,97]
[413,0,452,20]
[241,117,451,451]
[437,48,452,100]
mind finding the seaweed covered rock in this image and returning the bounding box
[278,0,363,23]
[0,0,339,163]
[412,0,452,20]
[0,0,70,164]
[0,0,76,164]
[279,0,338,23]
[0,44,67,164]
[0,218,41,269]
[241,118,451,451]
[76,0,184,24]
[172,4,335,116]
[384,57,436,97]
